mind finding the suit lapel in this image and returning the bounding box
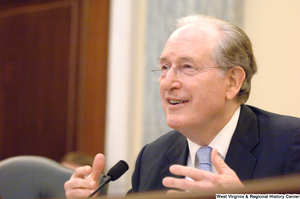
[158,105,259,181]
[225,105,259,181]
[161,133,189,178]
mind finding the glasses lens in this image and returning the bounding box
[151,66,161,81]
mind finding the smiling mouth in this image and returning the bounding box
[169,99,188,105]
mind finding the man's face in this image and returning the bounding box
[159,25,229,136]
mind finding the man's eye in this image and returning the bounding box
[181,65,195,75]
[183,65,193,69]
[181,65,194,71]
[161,65,169,70]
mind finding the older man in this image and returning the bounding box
[64,15,300,198]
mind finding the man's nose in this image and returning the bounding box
[165,66,180,79]
[160,67,181,90]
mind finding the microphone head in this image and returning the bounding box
[107,160,129,181]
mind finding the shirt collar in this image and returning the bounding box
[187,106,241,168]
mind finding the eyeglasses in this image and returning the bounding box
[151,65,226,81]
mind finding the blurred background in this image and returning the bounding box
[0,0,299,196]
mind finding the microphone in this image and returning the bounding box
[87,160,129,198]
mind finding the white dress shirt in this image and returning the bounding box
[186,106,241,174]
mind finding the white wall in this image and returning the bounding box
[245,0,300,117]
[105,0,146,195]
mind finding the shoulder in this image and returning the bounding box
[245,105,300,131]
[242,105,300,175]
[239,104,300,149]
[140,130,186,156]
[131,130,187,192]
[235,105,300,149]
[147,130,185,147]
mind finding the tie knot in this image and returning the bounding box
[196,146,213,172]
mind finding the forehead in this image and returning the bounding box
[171,23,219,40]
[160,24,220,63]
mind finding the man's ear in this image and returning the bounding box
[226,66,246,100]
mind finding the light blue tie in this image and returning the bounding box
[196,146,213,172]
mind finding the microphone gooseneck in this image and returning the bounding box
[87,160,129,198]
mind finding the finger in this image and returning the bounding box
[64,177,95,191]
[211,149,244,189]
[166,189,186,194]
[73,165,92,179]
[88,153,105,181]
[65,182,96,199]
[163,176,203,192]
[211,148,231,175]
[169,164,211,181]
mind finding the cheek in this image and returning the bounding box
[190,81,227,109]
[160,87,167,110]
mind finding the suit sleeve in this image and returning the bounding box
[128,145,147,193]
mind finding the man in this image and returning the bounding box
[64,15,300,198]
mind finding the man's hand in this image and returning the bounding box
[64,153,105,198]
[162,148,244,193]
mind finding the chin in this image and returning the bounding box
[166,116,185,130]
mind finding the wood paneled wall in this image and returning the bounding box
[0,0,109,161]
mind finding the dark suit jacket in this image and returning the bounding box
[130,105,300,192]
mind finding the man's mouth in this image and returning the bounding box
[169,99,188,105]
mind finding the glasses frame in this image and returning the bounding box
[151,65,227,81]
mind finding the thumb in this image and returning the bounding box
[211,148,231,175]
[89,153,105,181]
